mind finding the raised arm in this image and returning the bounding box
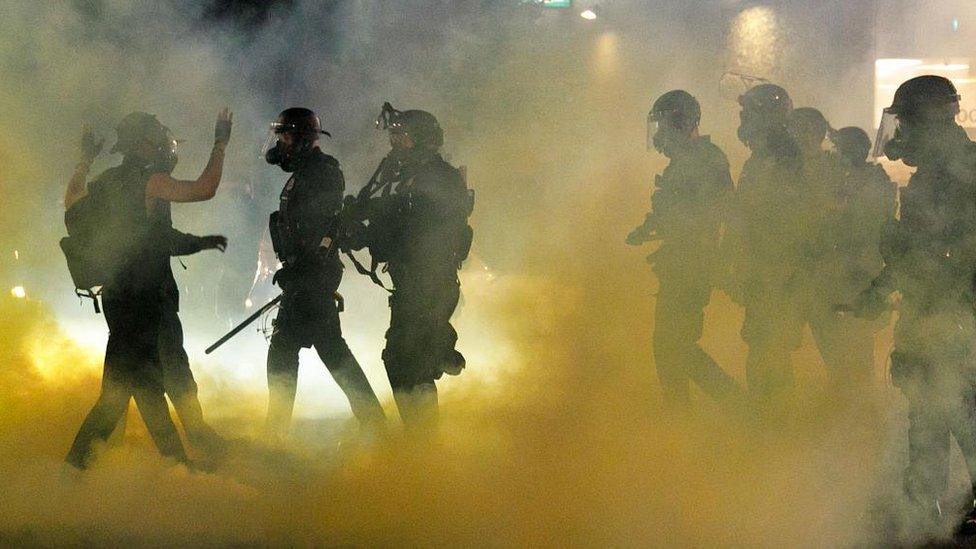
[146,108,233,203]
[64,125,104,211]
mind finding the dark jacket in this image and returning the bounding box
[639,136,732,279]
[379,151,471,279]
[270,148,345,289]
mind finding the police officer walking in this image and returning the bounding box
[724,84,812,402]
[262,107,385,440]
[786,109,895,389]
[850,76,976,534]
[364,105,472,429]
[64,108,233,469]
[626,90,742,409]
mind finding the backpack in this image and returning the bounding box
[60,166,150,312]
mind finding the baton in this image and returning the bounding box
[205,294,282,354]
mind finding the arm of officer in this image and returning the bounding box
[146,108,232,203]
[306,159,346,254]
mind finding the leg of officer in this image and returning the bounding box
[313,296,385,426]
[265,325,302,438]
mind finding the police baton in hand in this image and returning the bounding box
[205,294,282,354]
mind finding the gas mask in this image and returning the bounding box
[647,109,694,157]
[133,131,179,174]
[649,120,690,157]
[262,131,309,172]
[738,109,798,158]
[151,136,179,174]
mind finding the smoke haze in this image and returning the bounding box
[0,0,970,546]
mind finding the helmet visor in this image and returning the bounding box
[871,110,899,158]
[260,121,291,159]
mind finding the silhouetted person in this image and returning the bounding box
[788,110,895,389]
[262,107,385,440]
[850,75,976,535]
[64,108,233,469]
[359,104,472,429]
[626,89,741,409]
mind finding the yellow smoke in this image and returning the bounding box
[0,1,949,547]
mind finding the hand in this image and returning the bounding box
[214,107,233,145]
[200,235,228,252]
[79,124,104,165]
[626,226,651,246]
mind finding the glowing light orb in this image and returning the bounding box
[580,9,597,20]
[11,286,26,299]
[245,298,254,308]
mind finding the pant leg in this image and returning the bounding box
[265,326,302,438]
[157,301,220,449]
[384,288,439,428]
[808,308,875,388]
[67,294,187,467]
[130,368,188,464]
[653,280,740,407]
[311,298,385,427]
[65,363,133,469]
[742,297,802,402]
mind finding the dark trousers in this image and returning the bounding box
[384,273,460,427]
[157,302,220,448]
[265,287,384,437]
[653,279,740,407]
[892,305,976,505]
[111,300,221,452]
[65,294,187,469]
[741,285,876,402]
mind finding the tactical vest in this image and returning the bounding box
[269,173,299,265]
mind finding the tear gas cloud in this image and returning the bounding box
[0,0,969,546]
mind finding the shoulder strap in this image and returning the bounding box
[343,249,393,293]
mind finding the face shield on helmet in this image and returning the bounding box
[260,121,286,159]
[647,110,688,154]
[871,110,900,158]
[261,108,331,170]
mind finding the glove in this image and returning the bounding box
[79,125,104,166]
[214,108,233,145]
[200,235,228,252]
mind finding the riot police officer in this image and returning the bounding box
[851,76,976,534]
[64,108,233,469]
[626,90,741,408]
[724,84,812,401]
[262,107,385,440]
[817,125,897,387]
[364,104,472,429]
[787,109,895,389]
